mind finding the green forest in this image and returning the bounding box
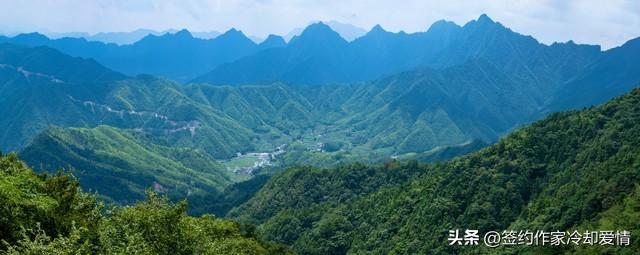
[2,88,639,254]
[0,153,290,254]
[1,12,640,255]
[231,88,640,254]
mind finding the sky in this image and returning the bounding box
[0,0,639,49]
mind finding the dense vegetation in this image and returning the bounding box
[20,125,247,212]
[231,88,640,254]
[1,15,640,255]
[3,27,639,215]
[0,153,288,254]
[3,15,638,162]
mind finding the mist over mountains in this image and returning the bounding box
[0,28,281,82]
[0,13,639,254]
[1,14,639,196]
[45,29,222,45]
[0,15,609,85]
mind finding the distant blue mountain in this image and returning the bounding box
[0,29,278,82]
[546,37,640,112]
[324,21,367,41]
[47,29,177,45]
[193,22,350,85]
[283,21,367,42]
[0,43,125,83]
[258,34,286,50]
[84,29,221,44]
[194,15,602,87]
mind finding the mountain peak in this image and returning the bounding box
[259,34,286,49]
[217,28,253,43]
[174,29,193,38]
[478,14,494,23]
[303,22,336,34]
[14,32,50,42]
[263,34,284,42]
[368,24,387,34]
[223,28,243,35]
[290,22,347,45]
[427,19,460,34]
[324,21,367,41]
[462,13,505,31]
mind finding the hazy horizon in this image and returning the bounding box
[0,0,639,49]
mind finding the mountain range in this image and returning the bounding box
[1,14,640,211]
[231,86,640,254]
[43,20,366,46]
[0,14,639,254]
[0,29,284,82]
[283,21,367,42]
[45,29,222,45]
[4,86,640,254]
[194,15,602,86]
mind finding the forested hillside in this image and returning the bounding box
[0,153,289,254]
[1,10,640,255]
[231,87,640,254]
[3,32,639,215]
[0,43,258,158]
[19,126,250,211]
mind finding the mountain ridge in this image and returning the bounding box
[230,86,640,254]
[194,14,603,86]
[0,29,278,82]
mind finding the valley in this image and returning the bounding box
[2,14,639,213]
[0,11,639,254]
[223,144,286,175]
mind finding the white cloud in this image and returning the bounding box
[0,0,637,49]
